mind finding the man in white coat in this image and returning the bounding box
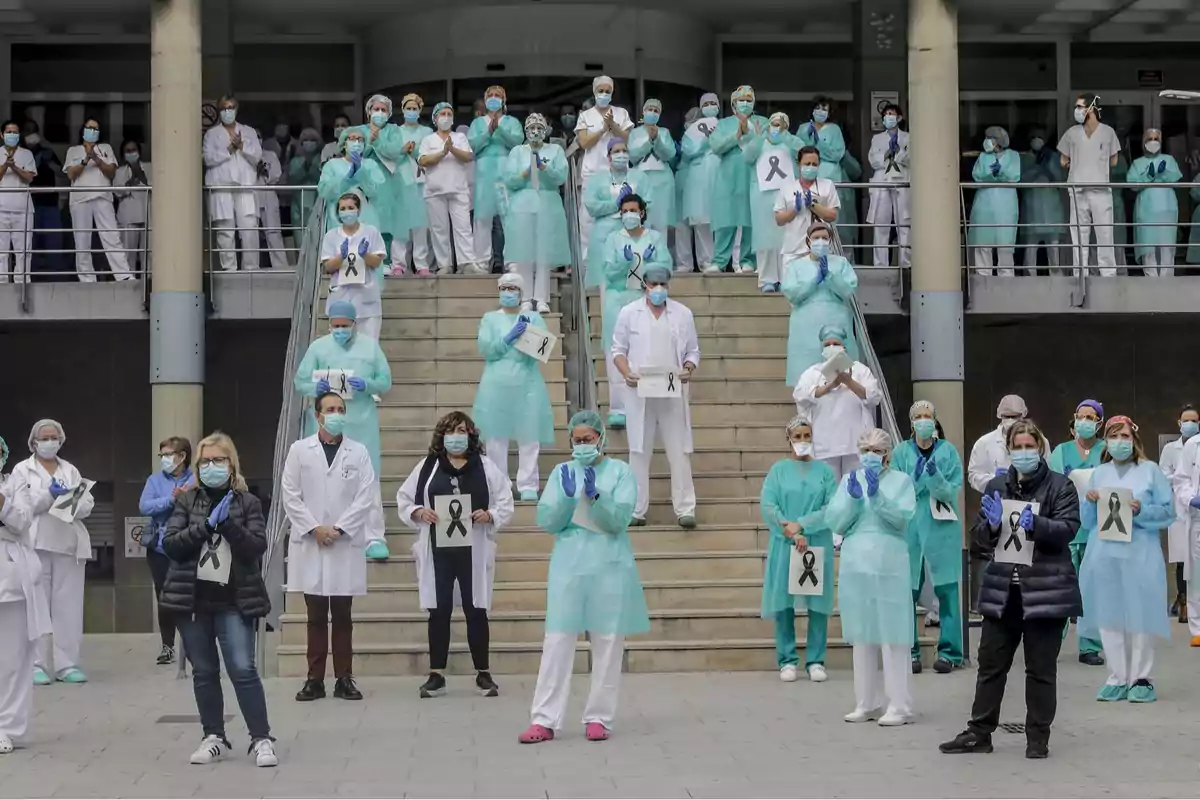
[1170,422,1200,645]
[1162,404,1199,623]
[611,265,700,529]
[257,142,290,270]
[203,95,262,271]
[282,392,377,702]
[866,103,910,268]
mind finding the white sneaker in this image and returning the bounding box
[779,665,798,682]
[807,664,828,683]
[519,301,534,312]
[252,738,278,768]
[189,734,228,765]
[878,710,912,727]
[0,734,13,754]
[844,707,883,723]
[536,301,551,314]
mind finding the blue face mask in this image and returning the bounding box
[3,133,19,148]
[346,139,365,155]
[768,128,782,142]
[1107,439,1134,462]
[812,108,829,123]
[338,210,359,226]
[701,105,719,118]
[648,287,668,306]
[883,115,898,130]
[1074,419,1098,439]
[82,128,100,144]
[404,110,420,123]
[371,111,389,127]
[321,412,347,436]
[621,211,641,230]
[220,109,237,125]
[443,433,469,455]
[1182,421,1200,439]
[736,101,754,115]
[485,97,504,113]
[611,153,629,169]
[332,327,354,346]
[199,463,230,488]
[809,238,830,258]
[643,111,660,125]
[800,164,819,181]
[595,93,612,108]
[561,114,576,128]
[499,290,521,308]
[573,443,600,465]
[125,152,140,164]
[859,452,884,471]
[1010,449,1040,475]
[913,419,937,440]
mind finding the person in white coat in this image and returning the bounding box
[322,115,351,164]
[0,119,37,284]
[203,96,262,271]
[1161,404,1198,624]
[9,420,92,685]
[282,392,377,703]
[966,394,1051,494]
[64,118,134,282]
[866,103,910,268]
[396,411,514,699]
[0,436,52,754]
[1058,95,1121,277]
[256,142,289,270]
[794,324,882,483]
[575,75,634,259]
[1171,427,1200,646]
[610,265,700,529]
[113,139,150,275]
[418,102,477,275]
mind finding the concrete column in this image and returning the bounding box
[151,0,205,456]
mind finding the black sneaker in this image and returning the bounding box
[295,679,325,702]
[476,671,499,697]
[156,644,175,665]
[1026,741,1049,759]
[1079,651,1106,667]
[911,658,922,674]
[419,672,446,698]
[934,657,954,674]
[333,677,363,701]
[939,730,994,755]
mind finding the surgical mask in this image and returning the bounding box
[810,238,830,258]
[338,210,359,226]
[1145,140,1162,155]
[485,97,504,113]
[124,152,140,164]
[701,105,719,118]
[82,128,100,144]
[859,452,884,471]
[1030,137,1045,151]
[1107,439,1134,462]
[302,140,319,154]
[611,153,629,169]
[573,443,600,465]
[499,290,521,308]
[333,126,347,140]
[643,111,660,125]
[648,286,668,306]
[321,413,347,436]
[913,419,936,440]
[1010,450,1040,475]
[437,116,453,132]
[371,111,389,127]
[821,344,844,361]
[768,127,782,142]
[404,110,420,124]
[24,133,40,147]
[35,440,61,459]
[527,129,545,144]
[561,114,576,128]
[595,92,612,108]
[443,434,469,455]
[331,327,354,346]
[3,133,18,148]
[735,101,754,115]
[813,108,829,124]
[1182,421,1200,439]
[621,211,641,230]
[883,115,898,129]
[1074,107,1087,124]
[983,139,995,153]
[220,109,237,125]
[160,455,178,474]
[1000,418,1018,433]
[1074,419,1098,439]
[199,463,230,488]
[792,441,813,458]
[800,164,819,181]
[346,139,365,155]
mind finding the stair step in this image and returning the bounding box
[600,400,795,427]
[370,313,563,338]
[381,378,568,405]
[378,402,571,428]
[588,293,788,315]
[378,470,766,499]
[380,422,783,451]
[378,296,556,316]
[382,523,769,555]
[386,356,565,382]
[380,496,759,527]
[322,273,547,297]
[277,641,588,677]
[593,353,785,380]
[378,335,489,359]
[589,312,788,336]
[597,376,791,403]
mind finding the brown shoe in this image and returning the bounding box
[1178,593,1189,624]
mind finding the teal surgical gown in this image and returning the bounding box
[375,122,432,235]
[838,151,863,249]
[317,156,387,233]
[627,125,677,232]
[1112,153,1130,247]
[1189,186,1200,264]
[600,228,672,350]
[346,124,408,241]
[583,167,646,289]
[288,154,324,231]
[1018,150,1067,244]
[781,253,859,385]
[743,131,800,253]
[502,143,571,269]
[760,458,838,617]
[294,332,393,476]
[470,309,556,447]
[680,125,720,226]
[891,439,964,588]
[1048,439,1106,656]
[709,114,769,231]
[469,114,524,221]
[827,468,917,646]
[968,150,1021,248]
[1128,155,1182,259]
[538,457,650,636]
[795,120,847,183]
[673,140,689,234]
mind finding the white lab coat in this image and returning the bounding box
[610,298,702,454]
[0,474,51,640]
[1161,437,1190,565]
[113,161,151,225]
[965,425,1052,494]
[395,455,514,612]
[9,457,93,560]
[255,149,283,209]
[1170,432,1200,576]
[282,435,377,597]
[203,123,263,221]
[793,361,882,460]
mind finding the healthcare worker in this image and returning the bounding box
[256,140,289,270]
[518,410,648,744]
[627,98,676,235]
[600,193,672,430]
[472,273,556,501]
[1079,416,1173,703]
[583,140,645,292]
[1170,416,1200,645]
[838,146,864,259]
[0,436,51,754]
[1019,129,1068,270]
[1161,404,1198,625]
[1189,182,1200,267]
[351,94,409,269]
[1058,95,1121,277]
[574,75,634,259]
[321,115,350,164]
[317,128,387,233]
[203,97,261,272]
[709,86,767,273]
[1046,398,1106,665]
[673,107,700,271]
[967,394,1049,494]
[760,414,838,683]
[137,436,194,666]
[288,127,324,232]
[294,300,393,561]
[611,265,700,528]
[379,94,433,275]
[969,126,1021,276]
[283,391,377,703]
[65,117,135,281]
[680,93,722,271]
[744,111,800,291]
[502,113,570,312]
[867,103,911,268]
[320,193,386,341]
[795,96,848,186]
[794,325,881,482]
[469,86,523,270]
[113,139,150,275]
[827,428,917,726]
[779,217,855,385]
[891,401,964,674]
[1128,128,1182,277]
[0,119,35,284]
[419,103,477,274]
[396,412,514,699]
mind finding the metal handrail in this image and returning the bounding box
[563,154,597,414]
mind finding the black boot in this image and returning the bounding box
[295,679,325,702]
[1026,740,1049,759]
[333,677,363,700]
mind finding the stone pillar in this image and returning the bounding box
[151,0,205,458]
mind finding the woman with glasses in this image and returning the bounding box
[137,436,194,665]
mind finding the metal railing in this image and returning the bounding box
[562,154,597,413]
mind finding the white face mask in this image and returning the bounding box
[792,441,814,458]
[1000,418,1018,433]
[1074,107,1087,124]
[1144,140,1162,155]
[36,439,61,459]
[821,344,845,361]
[160,455,178,473]
[1030,137,1044,151]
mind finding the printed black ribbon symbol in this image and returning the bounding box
[797,550,819,587]
[764,155,786,181]
[934,500,952,516]
[1004,511,1024,552]
[446,499,468,539]
[699,122,713,136]
[199,534,223,571]
[53,485,86,519]
[336,372,350,396]
[345,252,359,277]
[537,337,549,356]
[1101,492,1127,536]
[666,372,677,392]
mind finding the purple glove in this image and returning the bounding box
[990,158,1001,176]
[995,467,1008,478]
[804,189,813,208]
[816,257,829,283]
[865,468,880,497]
[623,244,635,262]
[340,238,350,259]
[48,479,71,498]
[347,376,366,391]
[807,122,817,140]
[1019,504,1035,532]
[357,238,370,257]
[793,191,803,213]
[1157,160,1167,175]
[644,244,657,261]
[981,490,1003,527]
[559,463,577,498]
[847,472,863,499]
[616,183,632,204]
[583,466,599,500]
[315,379,331,395]
[914,456,927,479]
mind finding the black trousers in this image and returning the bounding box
[428,547,489,671]
[146,549,177,648]
[968,584,1065,745]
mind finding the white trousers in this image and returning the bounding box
[530,632,624,731]
[1142,247,1175,277]
[673,222,694,271]
[473,215,495,269]
[869,187,911,267]
[1099,628,1154,685]
[606,351,630,415]
[852,643,912,717]
[821,453,861,483]
[357,315,382,341]
[120,222,148,274]
[259,196,290,270]
[0,602,34,740]
[1188,569,1200,638]
[426,193,475,273]
[0,210,32,283]
[213,213,261,272]
[974,247,1015,277]
[691,223,715,269]
[629,399,696,519]
[71,199,133,280]
[485,437,541,494]
[756,248,782,287]
[394,228,433,273]
[511,261,550,305]
[1022,239,1064,269]
[1068,188,1116,276]
[578,201,593,262]
[34,552,85,675]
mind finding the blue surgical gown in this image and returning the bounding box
[600,228,672,351]
[346,123,409,241]
[538,457,650,636]
[781,253,859,385]
[1128,155,1182,258]
[375,122,432,234]
[318,156,387,233]
[743,131,800,253]
[795,120,847,183]
[1018,150,1067,243]
[470,309,556,446]
[469,114,525,221]
[583,167,646,289]
[827,468,917,646]
[628,125,677,232]
[968,150,1021,248]
[760,458,838,617]
[502,144,571,269]
[680,126,720,226]
[709,114,769,231]
[891,439,964,588]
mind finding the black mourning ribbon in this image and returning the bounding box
[1004,511,1024,552]
[345,252,359,277]
[1101,492,1128,536]
[53,485,86,519]
[199,533,223,571]
[666,372,677,392]
[764,155,786,181]
[446,499,468,539]
[336,372,350,396]
[537,337,549,356]
[934,499,953,516]
[797,550,819,587]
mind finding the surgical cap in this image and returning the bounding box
[644,265,672,284]
[432,102,453,118]
[299,127,321,144]
[0,436,8,470]
[568,409,605,442]
[1106,415,1139,434]
[643,97,662,112]
[1077,399,1104,418]
[498,272,524,291]
[339,127,364,148]
[28,419,65,452]
[401,93,423,110]
[770,111,790,130]
[984,126,1010,149]
[700,92,719,107]
[818,323,849,343]
[808,221,832,238]
[524,113,548,132]
[486,85,507,101]
[593,75,614,91]
[1144,127,1162,141]
[909,400,936,420]
[365,94,393,117]
[997,394,1028,419]
[786,413,813,434]
[731,85,755,105]
[858,428,893,453]
[607,138,626,154]
[328,300,358,321]
[684,107,701,125]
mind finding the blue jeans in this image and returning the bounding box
[177,611,272,741]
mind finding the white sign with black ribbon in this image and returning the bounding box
[48,478,96,525]
[1097,486,1133,543]
[434,494,473,548]
[994,499,1038,567]
[929,496,958,522]
[313,368,355,400]
[637,365,681,399]
[515,325,558,364]
[788,545,825,597]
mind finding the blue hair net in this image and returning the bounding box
[432,102,453,118]
[818,323,849,343]
[328,300,358,321]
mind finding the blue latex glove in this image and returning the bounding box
[846,471,863,499]
[348,151,361,175]
[888,131,899,155]
[981,490,1003,527]
[358,238,370,257]
[808,122,818,139]
[315,379,331,395]
[1019,504,1035,532]
[925,457,937,476]
[347,376,367,391]
[990,158,1001,176]
[645,244,657,261]
[793,191,803,212]
[914,456,927,479]
[804,189,813,208]
[865,468,880,497]
[1064,464,1073,478]
[995,467,1008,478]
[340,238,350,260]
[559,463,577,498]
[503,317,529,345]
[1158,160,1167,175]
[207,491,233,528]
[1190,495,1200,510]
[623,244,635,262]
[48,479,70,498]
[616,183,632,204]
[816,257,829,283]
[535,154,544,170]
[583,466,599,500]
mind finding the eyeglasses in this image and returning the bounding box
[197,457,230,468]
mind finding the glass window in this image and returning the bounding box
[958,99,1057,182]
[722,42,853,95]
[959,44,1056,93]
